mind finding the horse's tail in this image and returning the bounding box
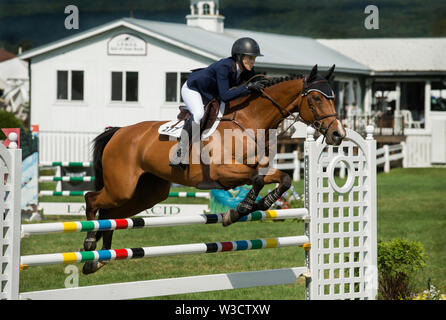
[92,127,121,191]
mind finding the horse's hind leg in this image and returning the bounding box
[82,166,143,251]
[81,208,113,275]
[82,173,171,274]
[83,191,101,251]
[83,189,120,251]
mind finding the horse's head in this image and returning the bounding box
[297,64,346,146]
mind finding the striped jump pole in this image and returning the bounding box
[21,209,308,236]
[39,176,95,182]
[167,191,210,199]
[39,161,93,167]
[39,191,88,196]
[38,191,210,198]
[20,235,310,268]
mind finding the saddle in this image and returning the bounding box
[176,99,221,133]
[158,99,225,139]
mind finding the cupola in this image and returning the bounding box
[186,0,225,33]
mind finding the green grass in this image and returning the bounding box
[22,168,446,299]
[20,218,307,299]
[375,167,446,293]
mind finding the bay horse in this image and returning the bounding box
[81,64,346,274]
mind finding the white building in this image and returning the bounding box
[19,0,446,165]
[319,38,446,165]
[19,0,367,162]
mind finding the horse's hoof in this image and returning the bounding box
[83,238,97,251]
[222,209,239,227]
[82,261,108,275]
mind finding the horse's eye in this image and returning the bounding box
[313,96,321,102]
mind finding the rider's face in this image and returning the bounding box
[242,55,256,71]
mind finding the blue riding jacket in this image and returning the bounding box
[187,57,256,104]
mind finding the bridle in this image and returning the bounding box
[300,78,339,137]
[259,77,339,139]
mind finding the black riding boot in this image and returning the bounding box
[169,117,193,170]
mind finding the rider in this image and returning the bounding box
[169,37,267,169]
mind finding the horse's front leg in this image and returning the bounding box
[252,168,292,212]
[222,173,264,227]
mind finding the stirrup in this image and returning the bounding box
[169,161,188,170]
[169,147,188,170]
[169,117,193,170]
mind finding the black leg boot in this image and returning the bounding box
[169,117,193,170]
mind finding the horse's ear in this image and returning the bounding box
[325,64,335,81]
[308,64,318,82]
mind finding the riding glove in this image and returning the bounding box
[246,80,268,92]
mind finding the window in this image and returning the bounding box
[431,81,446,112]
[71,71,84,100]
[165,73,177,102]
[203,3,210,15]
[57,70,84,101]
[111,72,123,101]
[57,71,68,100]
[180,73,189,102]
[111,71,139,102]
[126,72,138,102]
[165,72,190,103]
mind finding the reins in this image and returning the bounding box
[220,75,339,144]
[258,77,339,140]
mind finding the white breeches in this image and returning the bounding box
[181,82,204,125]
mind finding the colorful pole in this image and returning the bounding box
[21,209,308,235]
[20,236,310,267]
[38,191,210,198]
[39,161,93,167]
[39,176,95,182]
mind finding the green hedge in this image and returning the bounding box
[0,110,24,139]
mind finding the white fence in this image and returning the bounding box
[404,129,432,167]
[376,143,405,173]
[38,131,100,163]
[275,142,406,181]
[272,150,301,181]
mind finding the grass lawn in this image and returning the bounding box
[20,167,446,299]
[375,167,446,293]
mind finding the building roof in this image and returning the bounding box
[19,18,370,75]
[0,48,16,63]
[127,18,370,74]
[317,38,446,74]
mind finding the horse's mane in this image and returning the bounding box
[227,74,304,110]
[262,74,304,88]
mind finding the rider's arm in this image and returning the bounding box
[216,64,250,102]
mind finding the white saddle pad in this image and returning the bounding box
[158,101,226,139]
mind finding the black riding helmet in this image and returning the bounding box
[231,37,263,57]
